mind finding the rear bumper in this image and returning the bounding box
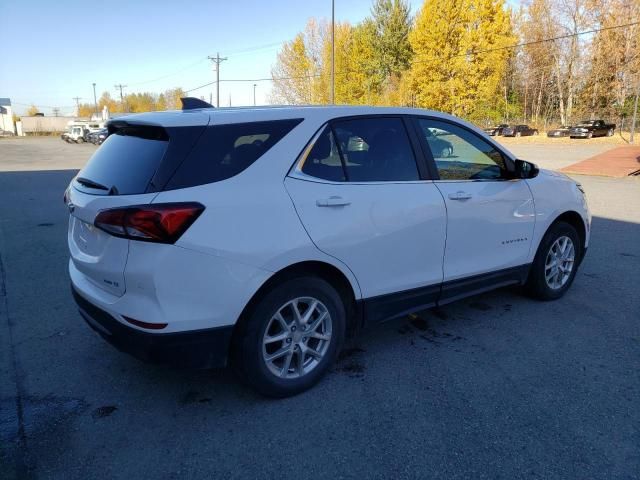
[72,284,233,369]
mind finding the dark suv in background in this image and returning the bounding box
[502,125,538,137]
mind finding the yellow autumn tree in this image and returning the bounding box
[27,105,39,116]
[78,103,96,117]
[98,92,121,114]
[339,20,382,104]
[407,0,514,120]
[271,21,324,104]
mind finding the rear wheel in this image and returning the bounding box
[587,131,593,139]
[525,221,581,300]
[515,131,522,137]
[607,128,614,137]
[233,277,346,397]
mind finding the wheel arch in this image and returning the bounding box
[231,260,361,356]
[543,210,587,262]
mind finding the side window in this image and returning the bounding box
[417,119,508,181]
[332,117,419,182]
[301,126,347,182]
[167,119,302,189]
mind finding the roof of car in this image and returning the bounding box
[110,105,465,128]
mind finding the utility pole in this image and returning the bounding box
[253,83,257,106]
[52,108,60,117]
[114,84,127,111]
[331,0,335,104]
[72,97,82,117]
[92,82,98,116]
[208,52,227,108]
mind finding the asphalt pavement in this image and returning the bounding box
[1,138,639,479]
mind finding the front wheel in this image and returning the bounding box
[515,131,522,137]
[234,277,346,397]
[525,221,581,300]
[607,128,614,137]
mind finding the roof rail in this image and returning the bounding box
[180,97,213,110]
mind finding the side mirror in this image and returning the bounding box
[514,159,539,179]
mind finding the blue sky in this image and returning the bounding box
[0,0,517,115]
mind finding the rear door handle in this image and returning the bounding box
[316,196,351,207]
[448,191,472,200]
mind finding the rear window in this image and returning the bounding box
[166,119,302,190]
[75,126,168,195]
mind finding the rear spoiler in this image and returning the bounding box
[180,97,213,110]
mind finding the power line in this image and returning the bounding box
[184,20,640,93]
[226,41,285,56]
[412,20,640,63]
[12,101,75,109]
[122,42,286,88]
[127,57,209,86]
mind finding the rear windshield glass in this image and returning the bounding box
[75,126,168,195]
[166,119,302,190]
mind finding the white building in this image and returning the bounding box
[0,98,14,134]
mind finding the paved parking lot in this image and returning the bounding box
[1,137,639,479]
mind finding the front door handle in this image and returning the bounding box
[316,196,351,207]
[448,191,472,200]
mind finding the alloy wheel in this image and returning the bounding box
[262,297,332,379]
[544,236,575,290]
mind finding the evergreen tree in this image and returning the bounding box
[370,0,413,80]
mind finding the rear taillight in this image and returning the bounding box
[94,202,204,244]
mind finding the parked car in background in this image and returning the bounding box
[65,126,88,143]
[547,125,572,138]
[66,103,590,397]
[502,125,539,137]
[484,124,510,136]
[569,120,615,138]
[88,128,108,145]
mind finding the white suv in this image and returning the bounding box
[67,104,590,397]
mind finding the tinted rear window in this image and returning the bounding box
[75,126,168,195]
[166,119,302,190]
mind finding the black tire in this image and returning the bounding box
[587,131,593,139]
[607,128,613,137]
[515,131,521,137]
[525,221,582,301]
[233,276,346,397]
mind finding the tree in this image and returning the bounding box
[407,0,515,121]
[162,88,186,110]
[98,92,120,114]
[27,105,39,116]
[77,103,95,117]
[271,19,329,104]
[343,19,382,104]
[370,0,413,80]
[582,0,639,122]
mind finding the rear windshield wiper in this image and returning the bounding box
[75,177,119,195]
